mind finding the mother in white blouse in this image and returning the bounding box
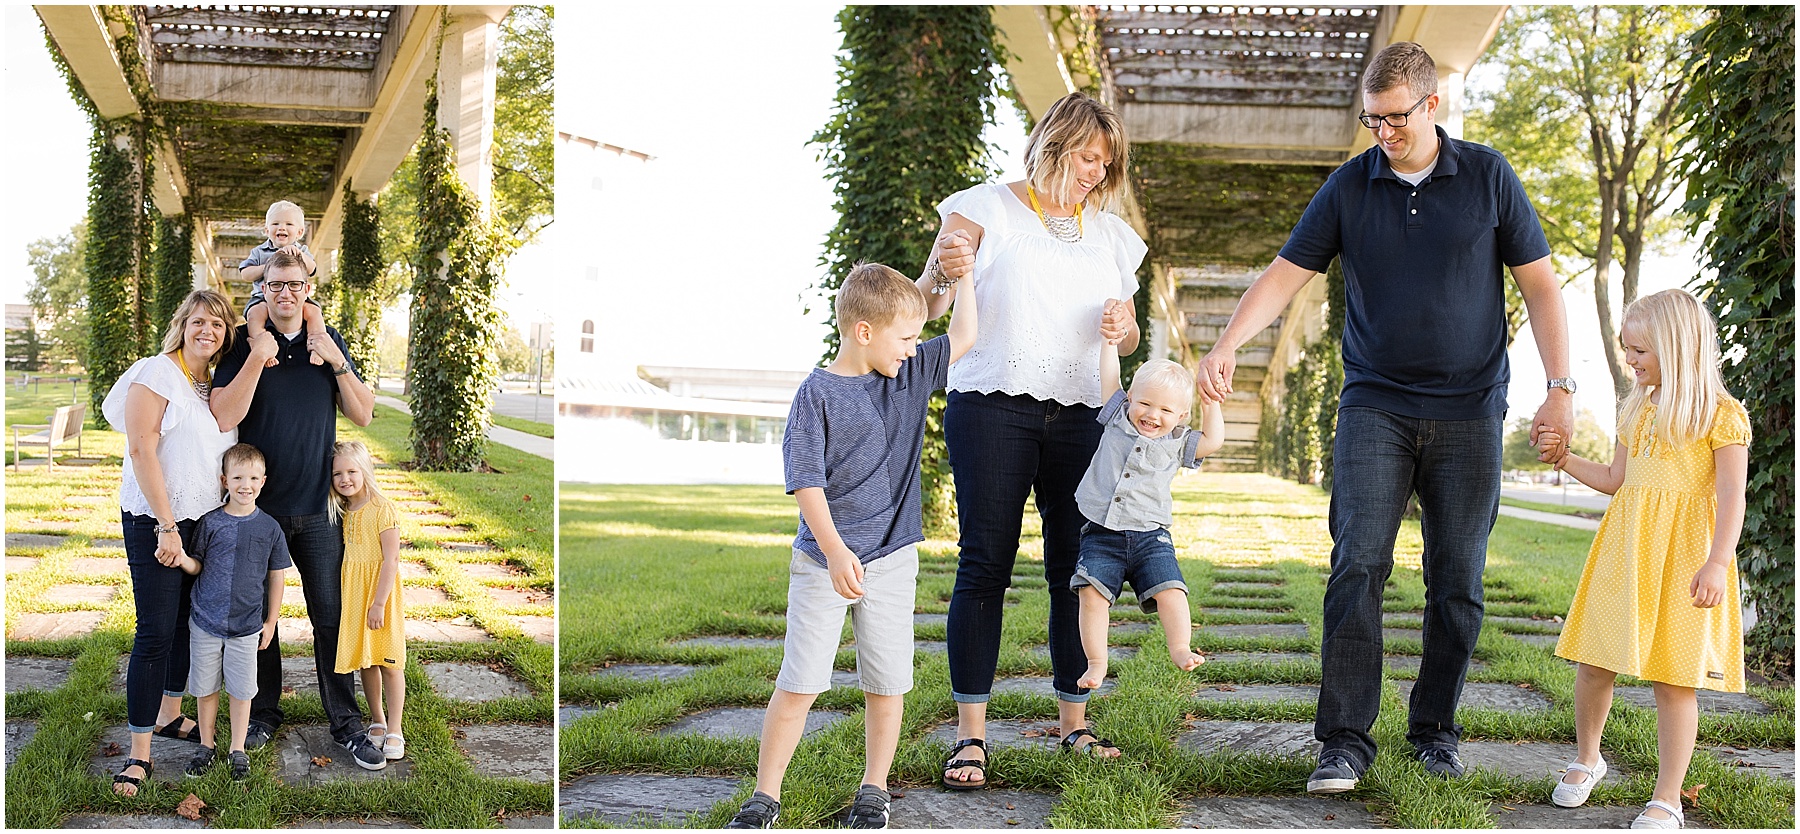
[100,289,238,795]
[919,92,1148,789]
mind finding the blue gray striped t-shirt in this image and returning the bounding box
[189,507,292,639]
[783,335,951,567]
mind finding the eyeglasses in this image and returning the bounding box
[264,280,309,294]
[1358,92,1432,129]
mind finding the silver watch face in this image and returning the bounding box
[1549,378,1577,393]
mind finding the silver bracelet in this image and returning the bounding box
[927,260,958,296]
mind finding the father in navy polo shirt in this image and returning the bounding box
[1196,43,1575,793]
[209,251,388,770]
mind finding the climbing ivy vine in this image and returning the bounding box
[151,213,193,340]
[1677,5,1795,673]
[334,184,385,379]
[813,6,1006,535]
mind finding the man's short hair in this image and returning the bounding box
[264,250,309,279]
[1130,359,1196,411]
[835,262,927,331]
[265,200,304,223]
[1363,42,1437,98]
[221,443,265,475]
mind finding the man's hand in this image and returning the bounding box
[309,332,348,369]
[1690,562,1728,608]
[1196,347,1236,405]
[259,619,278,650]
[1099,299,1132,345]
[936,229,975,279]
[826,550,865,600]
[1530,391,1575,461]
[367,603,385,631]
[246,327,279,364]
[1536,430,1568,466]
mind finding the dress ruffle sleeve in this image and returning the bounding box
[1709,398,1751,450]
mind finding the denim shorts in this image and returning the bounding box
[1071,523,1187,613]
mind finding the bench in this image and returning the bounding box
[11,403,84,471]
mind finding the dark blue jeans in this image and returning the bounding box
[1316,406,1503,768]
[944,390,1103,703]
[123,512,199,732]
[247,512,362,743]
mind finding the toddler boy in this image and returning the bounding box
[1072,339,1225,690]
[726,256,977,829]
[240,200,326,366]
[173,443,291,780]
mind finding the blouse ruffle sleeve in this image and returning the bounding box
[1102,211,1148,299]
[101,356,189,435]
[1709,398,1752,450]
[937,184,1007,235]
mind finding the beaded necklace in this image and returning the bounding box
[176,347,211,401]
[1027,187,1084,243]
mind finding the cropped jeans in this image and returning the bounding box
[944,390,1103,704]
[1315,406,1503,769]
[247,512,362,743]
[122,512,199,732]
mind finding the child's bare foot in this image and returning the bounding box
[308,348,324,365]
[303,306,328,364]
[1169,647,1205,671]
[1078,659,1109,690]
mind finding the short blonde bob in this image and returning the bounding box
[1024,92,1131,212]
[158,289,237,361]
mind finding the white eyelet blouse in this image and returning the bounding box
[102,354,237,521]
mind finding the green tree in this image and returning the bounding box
[6,323,48,373]
[1503,410,1611,471]
[494,4,553,245]
[1676,5,1795,673]
[1469,5,1703,395]
[812,6,1006,535]
[25,223,91,371]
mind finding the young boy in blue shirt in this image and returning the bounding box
[727,256,977,829]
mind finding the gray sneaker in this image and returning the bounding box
[725,792,779,829]
[1306,752,1362,794]
[845,784,891,829]
[1418,745,1465,778]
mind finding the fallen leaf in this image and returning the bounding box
[1020,729,1046,738]
[1517,683,1533,689]
[1183,713,1200,723]
[522,494,532,501]
[1552,615,1564,623]
[282,685,296,694]
[1048,726,1063,736]
[1005,820,1019,826]
[1005,803,1016,811]
[1216,684,1238,691]
[311,756,331,767]
[1681,784,1705,805]
[890,791,906,799]
[495,808,508,820]
[1500,805,1516,811]
[102,742,123,757]
[176,794,206,820]
[1324,813,1337,820]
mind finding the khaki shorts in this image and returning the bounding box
[776,545,917,696]
[188,617,260,701]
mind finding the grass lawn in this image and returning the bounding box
[559,473,1793,829]
[1498,496,1603,519]
[5,380,554,828]
[492,414,553,439]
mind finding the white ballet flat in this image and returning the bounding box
[383,733,405,760]
[1630,799,1683,829]
[1550,757,1606,807]
[366,723,387,748]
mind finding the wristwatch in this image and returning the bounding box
[1547,377,1578,394]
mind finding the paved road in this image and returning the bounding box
[492,390,552,423]
[1501,483,1610,512]
[373,395,552,460]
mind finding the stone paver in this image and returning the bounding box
[1110,621,1156,635]
[6,656,73,693]
[927,718,1066,753]
[658,707,847,740]
[408,620,492,642]
[913,612,948,627]
[992,675,1115,698]
[65,556,130,576]
[510,615,554,643]
[441,541,495,553]
[63,814,206,829]
[1455,741,1632,782]
[830,669,861,689]
[594,663,698,683]
[1176,720,1316,758]
[1384,655,1487,675]
[486,586,553,608]
[403,585,453,608]
[285,818,421,829]
[1709,745,1795,781]
[1515,633,1560,649]
[1214,582,1283,593]
[1382,627,1425,644]
[8,611,106,641]
[560,704,607,725]
[1396,680,1552,712]
[1197,622,1310,640]
[397,561,433,580]
[423,661,533,701]
[1489,802,1709,829]
[455,723,554,782]
[5,556,39,573]
[45,583,118,605]
[670,635,783,650]
[93,538,126,549]
[1192,683,1320,704]
[1202,607,1292,617]
[418,525,471,537]
[87,723,213,781]
[1613,686,1771,715]
[915,640,948,654]
[1487,615,1563,632]
[276,724,414,786]
[500,813,553,828]
[559,773,740,826]
[1204,652,1317,667]
[6,533,66,550]
[888,788,1056,828]
[279,617,315,643]
[7,720,38,768]
[1176,796,1379,828]
[1026,644,1137,661]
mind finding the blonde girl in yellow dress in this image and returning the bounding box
[330,440,408,761]
[1537,289,1750,830]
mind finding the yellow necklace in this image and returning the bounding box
[1027,186,1083,243]
[176,347,211,401]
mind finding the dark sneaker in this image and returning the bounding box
[1306,752,1362,794]
[1418,745,1465,778]
[244,722,275,751]
[845,784,891,829]
[724,791,780,829]
[184,745,219,778]
[341,734,387,771]
[227,750,251,781]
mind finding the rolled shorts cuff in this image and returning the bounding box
[1135,579,1188,613]
[1069,566,1119,602]
[773,677,834,696]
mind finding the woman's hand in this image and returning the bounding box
[154,528,185,567]
[1689,562,1728,608]
[1099,299,1132,345]
[936,230,976,279]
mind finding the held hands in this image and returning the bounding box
[1536,431,1570,469]
[308,332,346,369]
[1531,393,1575,465]
[1690,562,1728,608]
[825,549,865,600]
[936,230,975,279]
[153,529,185,567]
[259,619,277,650]
[367,603,385,631]
[246,327,279,365]
[1196,348,1236,405]
[1099,299,1132,345]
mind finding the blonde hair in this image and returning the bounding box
[1130,359,1196,412]
[159,289,238,359]
[836,262,927,332]
[1617,289,1735,448]
[1024,92,1131,212]
[327,440,384,524]
[1363,42,1437,98]
[265,200,305,224]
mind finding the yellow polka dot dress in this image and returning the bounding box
[1555,398,1751,692]
[336,495,406,672]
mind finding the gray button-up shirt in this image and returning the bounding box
[1075,391,1204,531]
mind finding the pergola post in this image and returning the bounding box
[438,6,508,217]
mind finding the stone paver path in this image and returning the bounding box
[1709,745,1794,781]
[62,814,206,829]
[6,533,67,549]
[1177,720,1316,758]
[1612,686,1771,715]
[422,661,533,701]
[1192,683,1320,704]
[593,663,698,682]
[670,636,783,650]
[86,724,208,781]
[65,556,130,576]
[658,707,847,740]
[1197,623,1310,640]
[283,817,421,828]
[1396,680,1552,712]
[6,720,38,769]
[455,723,554,782]
[6,656,74,692]
[511,615,554,643]
[407,620,491,642]
[888,789,1056,828]
[276,725,415,786]
[1458,740,1629,782]
[1176,796,1380,828]
[926,718,1065,753]
[1489,802,1710,829]
[6,555,40,573]
[560,773,740,825]
[8,611,106,641]
[44,584,118,604]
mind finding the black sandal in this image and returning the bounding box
[941,737,988,791]
[1060,727,1121,758]
[153,716,203,743]
[113,758,153,794]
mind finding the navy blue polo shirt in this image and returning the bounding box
[212,323,360,516]
[1278,126,1551,420]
